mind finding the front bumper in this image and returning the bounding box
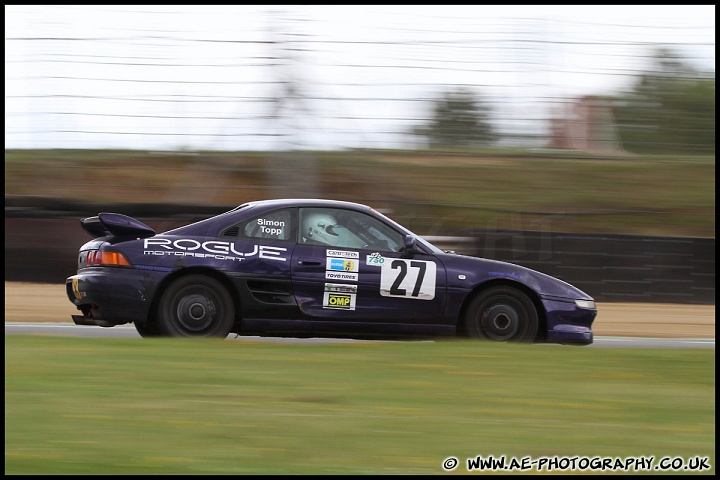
[547,324,594,345]
[66,268,165,326]
[542,298,597,345]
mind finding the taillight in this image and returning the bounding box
[85,249,132,267]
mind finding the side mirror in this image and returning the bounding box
[402,234,418,257]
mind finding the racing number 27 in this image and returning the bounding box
[380,258,436,300]
[390,260,425,296]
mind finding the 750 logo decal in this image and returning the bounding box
[366,252,385,266]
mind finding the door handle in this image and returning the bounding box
[298,258,322,266]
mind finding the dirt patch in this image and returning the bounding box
[4,281,715,339]
[592,302,715,339]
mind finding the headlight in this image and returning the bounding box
[574,299,596,310]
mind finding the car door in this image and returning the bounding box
[291,206,447,325]
[220,206,299,321]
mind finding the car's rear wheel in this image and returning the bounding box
[157,275,234,338]
[134,320,163,338]
[464,286,538,342]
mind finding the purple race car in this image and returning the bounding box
[66,199,596,344]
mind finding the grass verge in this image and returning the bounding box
[4,335,715,474]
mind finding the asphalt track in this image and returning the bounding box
[5,282,715,348]
[4,323,715,349]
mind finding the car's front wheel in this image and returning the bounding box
[157,275,235,338]
[464,286,538,342]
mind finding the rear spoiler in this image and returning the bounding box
[81,212,156,238]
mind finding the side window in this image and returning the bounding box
[231,208,294,242]
[299,208,404,252]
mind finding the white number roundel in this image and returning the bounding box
[380,259,436,300]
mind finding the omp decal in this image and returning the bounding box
[143,238,287,262]
[366,252,385,267]
[324,283,358,294]
[326,249,359,259]
[323,292,356,310]
[327,258,358,272]
[380,259,436,300]
[326,271,359,282]
[256,218,285,236]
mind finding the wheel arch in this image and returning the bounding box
[146,267,242,330]
[457,279,547,341]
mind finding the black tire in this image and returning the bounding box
[156,275,235,338]
[464,286,539,342]
[134,320,164,338]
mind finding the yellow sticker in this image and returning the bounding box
[72,278,82,300]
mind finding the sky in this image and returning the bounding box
[4,5,716,151]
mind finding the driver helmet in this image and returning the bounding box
[303,212,339,245]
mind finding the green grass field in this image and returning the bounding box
[5,335,715,475]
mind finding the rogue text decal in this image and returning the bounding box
[143,238,287,262]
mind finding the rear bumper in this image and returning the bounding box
[66,268,165,326]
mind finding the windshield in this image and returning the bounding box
[370,208,443,255]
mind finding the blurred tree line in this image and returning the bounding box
[417,48,715,155]
[413,88,497,148]
[612,48,715,155]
